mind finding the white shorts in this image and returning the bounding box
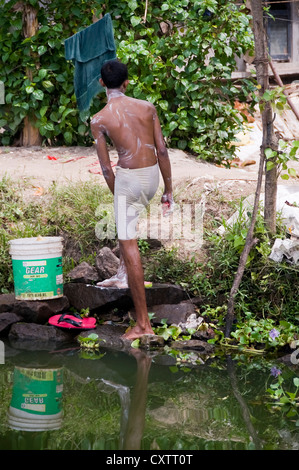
[114,163,159,240]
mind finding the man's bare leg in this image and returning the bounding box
[119,239,155,340]
[96,255,128,288]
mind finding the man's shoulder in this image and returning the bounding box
[129,95,155,107]
[91,109,106,127]
[127,96,156,112]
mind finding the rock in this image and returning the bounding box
[112,244,120,258]
[78,325,165,352]
[8,322,73,350]
[67,261,99,283]
[151,354,177,366]
[192,327,215,341]
[78,324,128,351]
[148,302,198,326]
[64,283,188,312]
[0,293,69,324]
[139,334,165,349]
[95,247,120,280]
[146,284,188,306]
[188,296,204,307]
[64,283,131,311]
[0,312,23,335]
[170,339,215,354]
[178,313,204,333]
[0,294,17,313]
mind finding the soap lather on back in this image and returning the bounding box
[92,94,158,169]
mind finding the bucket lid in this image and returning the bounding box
[9,236,63,246]
[9,236,63,256]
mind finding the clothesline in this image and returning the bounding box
[237,1,299,4]
[265,16,299,23]
[263,1,299,3]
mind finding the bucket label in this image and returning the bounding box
[10,367,63,416]
[12,256,63,299]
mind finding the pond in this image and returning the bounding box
[0,341,298,453]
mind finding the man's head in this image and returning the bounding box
[100,59,128,89]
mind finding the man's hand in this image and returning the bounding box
[161,192,174,216]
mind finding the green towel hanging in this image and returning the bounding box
[65,13,116,112]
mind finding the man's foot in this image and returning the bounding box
[96,275,128,288]
[122,325,155,341]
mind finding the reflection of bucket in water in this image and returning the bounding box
[9,236,63,300]
[8,367,63,431]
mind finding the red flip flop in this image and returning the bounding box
[49,313,96,330]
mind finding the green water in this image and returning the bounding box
[0,342,298,452]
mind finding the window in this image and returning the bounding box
[267,2,291,61]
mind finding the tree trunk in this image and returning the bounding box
[22,3,42,146]
[227,356,262,449]
[251,0,278,234]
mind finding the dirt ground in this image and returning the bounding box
[0,121,298,203]
[0,140,260,191]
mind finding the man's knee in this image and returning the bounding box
[119,238,138,250]
[119,239,140,260]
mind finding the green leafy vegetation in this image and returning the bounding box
[266,367,299,419]
[265,139,299,180]
[0,0,256,163]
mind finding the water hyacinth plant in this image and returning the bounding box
[209,318,298,353]
[266,369,299,418]
[78,333,104,350]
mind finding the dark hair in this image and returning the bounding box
[100,60,128,89]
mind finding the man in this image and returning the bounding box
[91,59,173,341]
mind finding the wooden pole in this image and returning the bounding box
[22,3,42,146]
[269,59,299,121]
[251,0,278,235]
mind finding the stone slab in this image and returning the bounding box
[8,322,74,351]
[64,283,188,312]
[0,312,23,334]
[0,294,70,323]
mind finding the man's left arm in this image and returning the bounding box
[91,122,115,194]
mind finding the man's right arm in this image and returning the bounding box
[91,119,115,194]
[153,108,173,207]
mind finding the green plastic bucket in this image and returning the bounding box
[9,236,63,300]
[8,367,64,431]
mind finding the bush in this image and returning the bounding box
[0,0,256,163]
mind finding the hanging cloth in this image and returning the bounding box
[65,13,116,111]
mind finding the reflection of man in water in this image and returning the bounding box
[91,59,173,341]
[123,349,152,450]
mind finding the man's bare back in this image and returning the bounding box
[91,90,162,170]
